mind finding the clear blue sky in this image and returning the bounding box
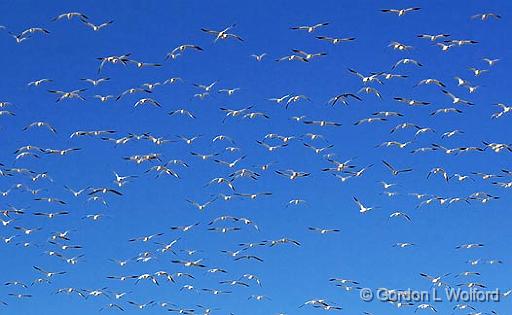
[0,0,511,314]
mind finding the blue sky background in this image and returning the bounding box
[0,0,511,314]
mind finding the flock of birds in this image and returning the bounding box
[0,3,511,315]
